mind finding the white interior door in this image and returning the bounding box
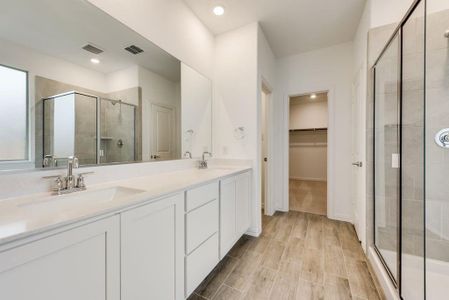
[351,68,366,249]
[151,104,174,161]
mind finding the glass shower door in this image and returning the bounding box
[425,0,449,298]
[373,32,401,285]
[99,99,136,164]
[373,0,449,298]
[401,2,425,299]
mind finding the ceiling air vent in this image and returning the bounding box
[125,45,144,55]
[82,44,104,54]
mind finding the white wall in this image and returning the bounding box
[138,66,181,161]
[289,98,328,129]
[213,22,259,234]
[87,0,215,79]
[105,65,139,98]
[0,38,108,93]
[289,139,327,181]
[277,42,354,221]
[289,98,328,182]
[213,23,258,160]
[181,63,212,158]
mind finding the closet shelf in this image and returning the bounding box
[289,127,327,132]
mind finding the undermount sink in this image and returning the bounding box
[18,186,145,211]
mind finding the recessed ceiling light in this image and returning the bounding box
[213,5,225,16]
[310,93,317,99]
[90,58,100,64]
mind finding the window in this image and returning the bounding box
[0,65,28,161]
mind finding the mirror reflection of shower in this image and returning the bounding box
[42,91,137,167]
[100,97,136,164]
[42,91,97,167]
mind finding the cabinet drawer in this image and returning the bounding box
[185,233,219,297]
[186,181,218,212]
[186,199,218,254]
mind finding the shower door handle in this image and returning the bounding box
[352,161,363,167]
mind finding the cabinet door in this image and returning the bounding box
[121,193,184,300]
[0,216,120,300]
[220,177,237,258]
[236,171,251,236]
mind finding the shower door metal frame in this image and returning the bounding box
[371,0,426,297]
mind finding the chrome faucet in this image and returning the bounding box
[184,151,192,159]
[66,156,79,190]
[43,156,94,195]
[199,152,212,169]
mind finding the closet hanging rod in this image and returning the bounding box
[289,127,327,132]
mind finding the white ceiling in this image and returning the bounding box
[291,92,328,104]
[0,0,180,82]
[183,0,366,57]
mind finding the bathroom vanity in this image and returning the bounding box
[0,1,255,299]
[0,167,252,300]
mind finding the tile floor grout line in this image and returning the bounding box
[190,211,382,300]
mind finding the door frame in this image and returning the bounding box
[261,80,273,216]
[352,65,367,250]
[282,86,336,219]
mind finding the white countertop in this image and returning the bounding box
[0,166,251,246]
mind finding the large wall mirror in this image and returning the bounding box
[0,0,212,170]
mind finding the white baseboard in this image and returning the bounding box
[329,213,354,223]
[289,177,327,182]
[245,227,261,237]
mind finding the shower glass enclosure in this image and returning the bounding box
[43,91,137,167]
[372,0,449,298]
[43,92,97,166]
[99,99,136,164]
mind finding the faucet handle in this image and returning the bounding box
[76,172,94,189]
[43,175,64,194]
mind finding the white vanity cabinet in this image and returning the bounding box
[0,216,120,300]
[236,171,252,236]
[121,193,184,300]
[220,171,252,258]
[0,168,252,300]
[184,182,219,297]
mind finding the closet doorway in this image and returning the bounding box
[288,92,328,216]
[261,83,273,216]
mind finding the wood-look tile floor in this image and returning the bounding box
[289,180,327,216]
[189,211,384,300]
